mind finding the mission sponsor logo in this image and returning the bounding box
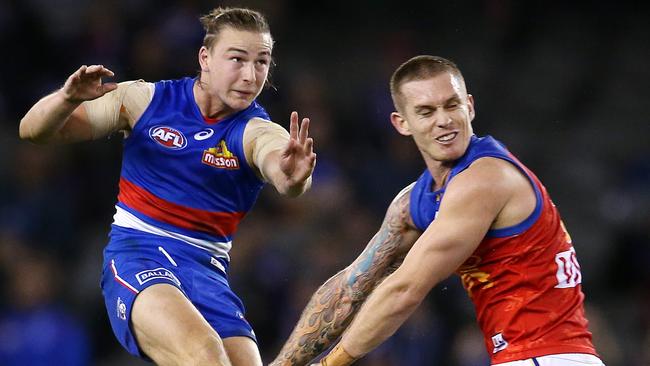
[149,126,187,149]
[202,140,240,169]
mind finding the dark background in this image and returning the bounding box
[0,0,648,365]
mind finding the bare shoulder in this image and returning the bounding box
[118,80,154,129]
[245,117,287,134]
[454,157,525,194]
[385,181,418,231]
[243,118,288,146]
[463,157,536,228]
[444,157,533,228]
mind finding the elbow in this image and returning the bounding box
[18,119,36,142]
[19,120,47,144]
[19,115,60,144]
[387,281,426,316]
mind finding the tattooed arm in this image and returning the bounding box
[270,183,421,366]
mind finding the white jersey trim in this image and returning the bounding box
[112,205,231,261]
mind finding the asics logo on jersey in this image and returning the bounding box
[202,140,240,169]
[194,128,214,141]
[149,126,188,149]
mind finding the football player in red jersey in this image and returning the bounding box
[271,56,604,366]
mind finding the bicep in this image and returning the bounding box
[392,160,513,294]
[51,105,94,143]
[344,186,420,297]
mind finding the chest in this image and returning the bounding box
[126,116,250,184]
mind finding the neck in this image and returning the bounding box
[193,80,233,120]
[430,168,452,191]
[422,155,454,191]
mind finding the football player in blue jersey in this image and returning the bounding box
[20,7,316,366]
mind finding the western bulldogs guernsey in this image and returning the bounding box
[110,77,269,261]
[410,135,597,364]
[101,78,270,356]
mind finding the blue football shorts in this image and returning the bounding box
[100,226,255,359]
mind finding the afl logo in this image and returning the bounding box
[149,126,187,149]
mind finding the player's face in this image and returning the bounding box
[395,72,475,165]
[200,27,272,113]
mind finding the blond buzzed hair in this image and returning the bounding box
[390,55,465,111]
[199,7,272,50]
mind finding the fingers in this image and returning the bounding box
[83,64,115,78]
[289,111,299,141]
[306,137,316,167]
[289,111,312,143]
[101,82,119,94]
[298,117,310,143]
[69,65,115,84]
[69,65,87,83]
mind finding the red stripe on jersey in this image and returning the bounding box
[117,177,244,237]
[203,115,222,124]
[111,260,139,294]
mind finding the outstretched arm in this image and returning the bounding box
[315,158,517,365]
[270,184,421,366]
[19,65,120,144]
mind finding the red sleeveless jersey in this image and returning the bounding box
[457,167,596,363]
[410,135,597,363]
[457,163,596,363]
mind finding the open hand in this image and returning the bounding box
[61,65,118,104]
[279,111,317,186]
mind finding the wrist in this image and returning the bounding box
[57,88,83,106]
[319,344,357,366]
[281,175,311,197]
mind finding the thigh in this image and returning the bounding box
[223,336,263,366]
[131,283,231,366]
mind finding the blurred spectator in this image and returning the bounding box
[0,242,91,366]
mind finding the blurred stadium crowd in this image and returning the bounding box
[0,0,648,365]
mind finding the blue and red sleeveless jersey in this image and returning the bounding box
[410,135,597,363]
[110,77,270,260]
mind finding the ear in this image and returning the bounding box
[198,46,210,72]
[467,94,476,121]
[390,111,412,136]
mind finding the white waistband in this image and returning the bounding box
[494,353,604,366]
[112,206,231,261]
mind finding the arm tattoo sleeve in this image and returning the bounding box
[272,187,419,365]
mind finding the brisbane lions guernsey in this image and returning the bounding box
[110,77,270,262]
[410,135,597,364]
